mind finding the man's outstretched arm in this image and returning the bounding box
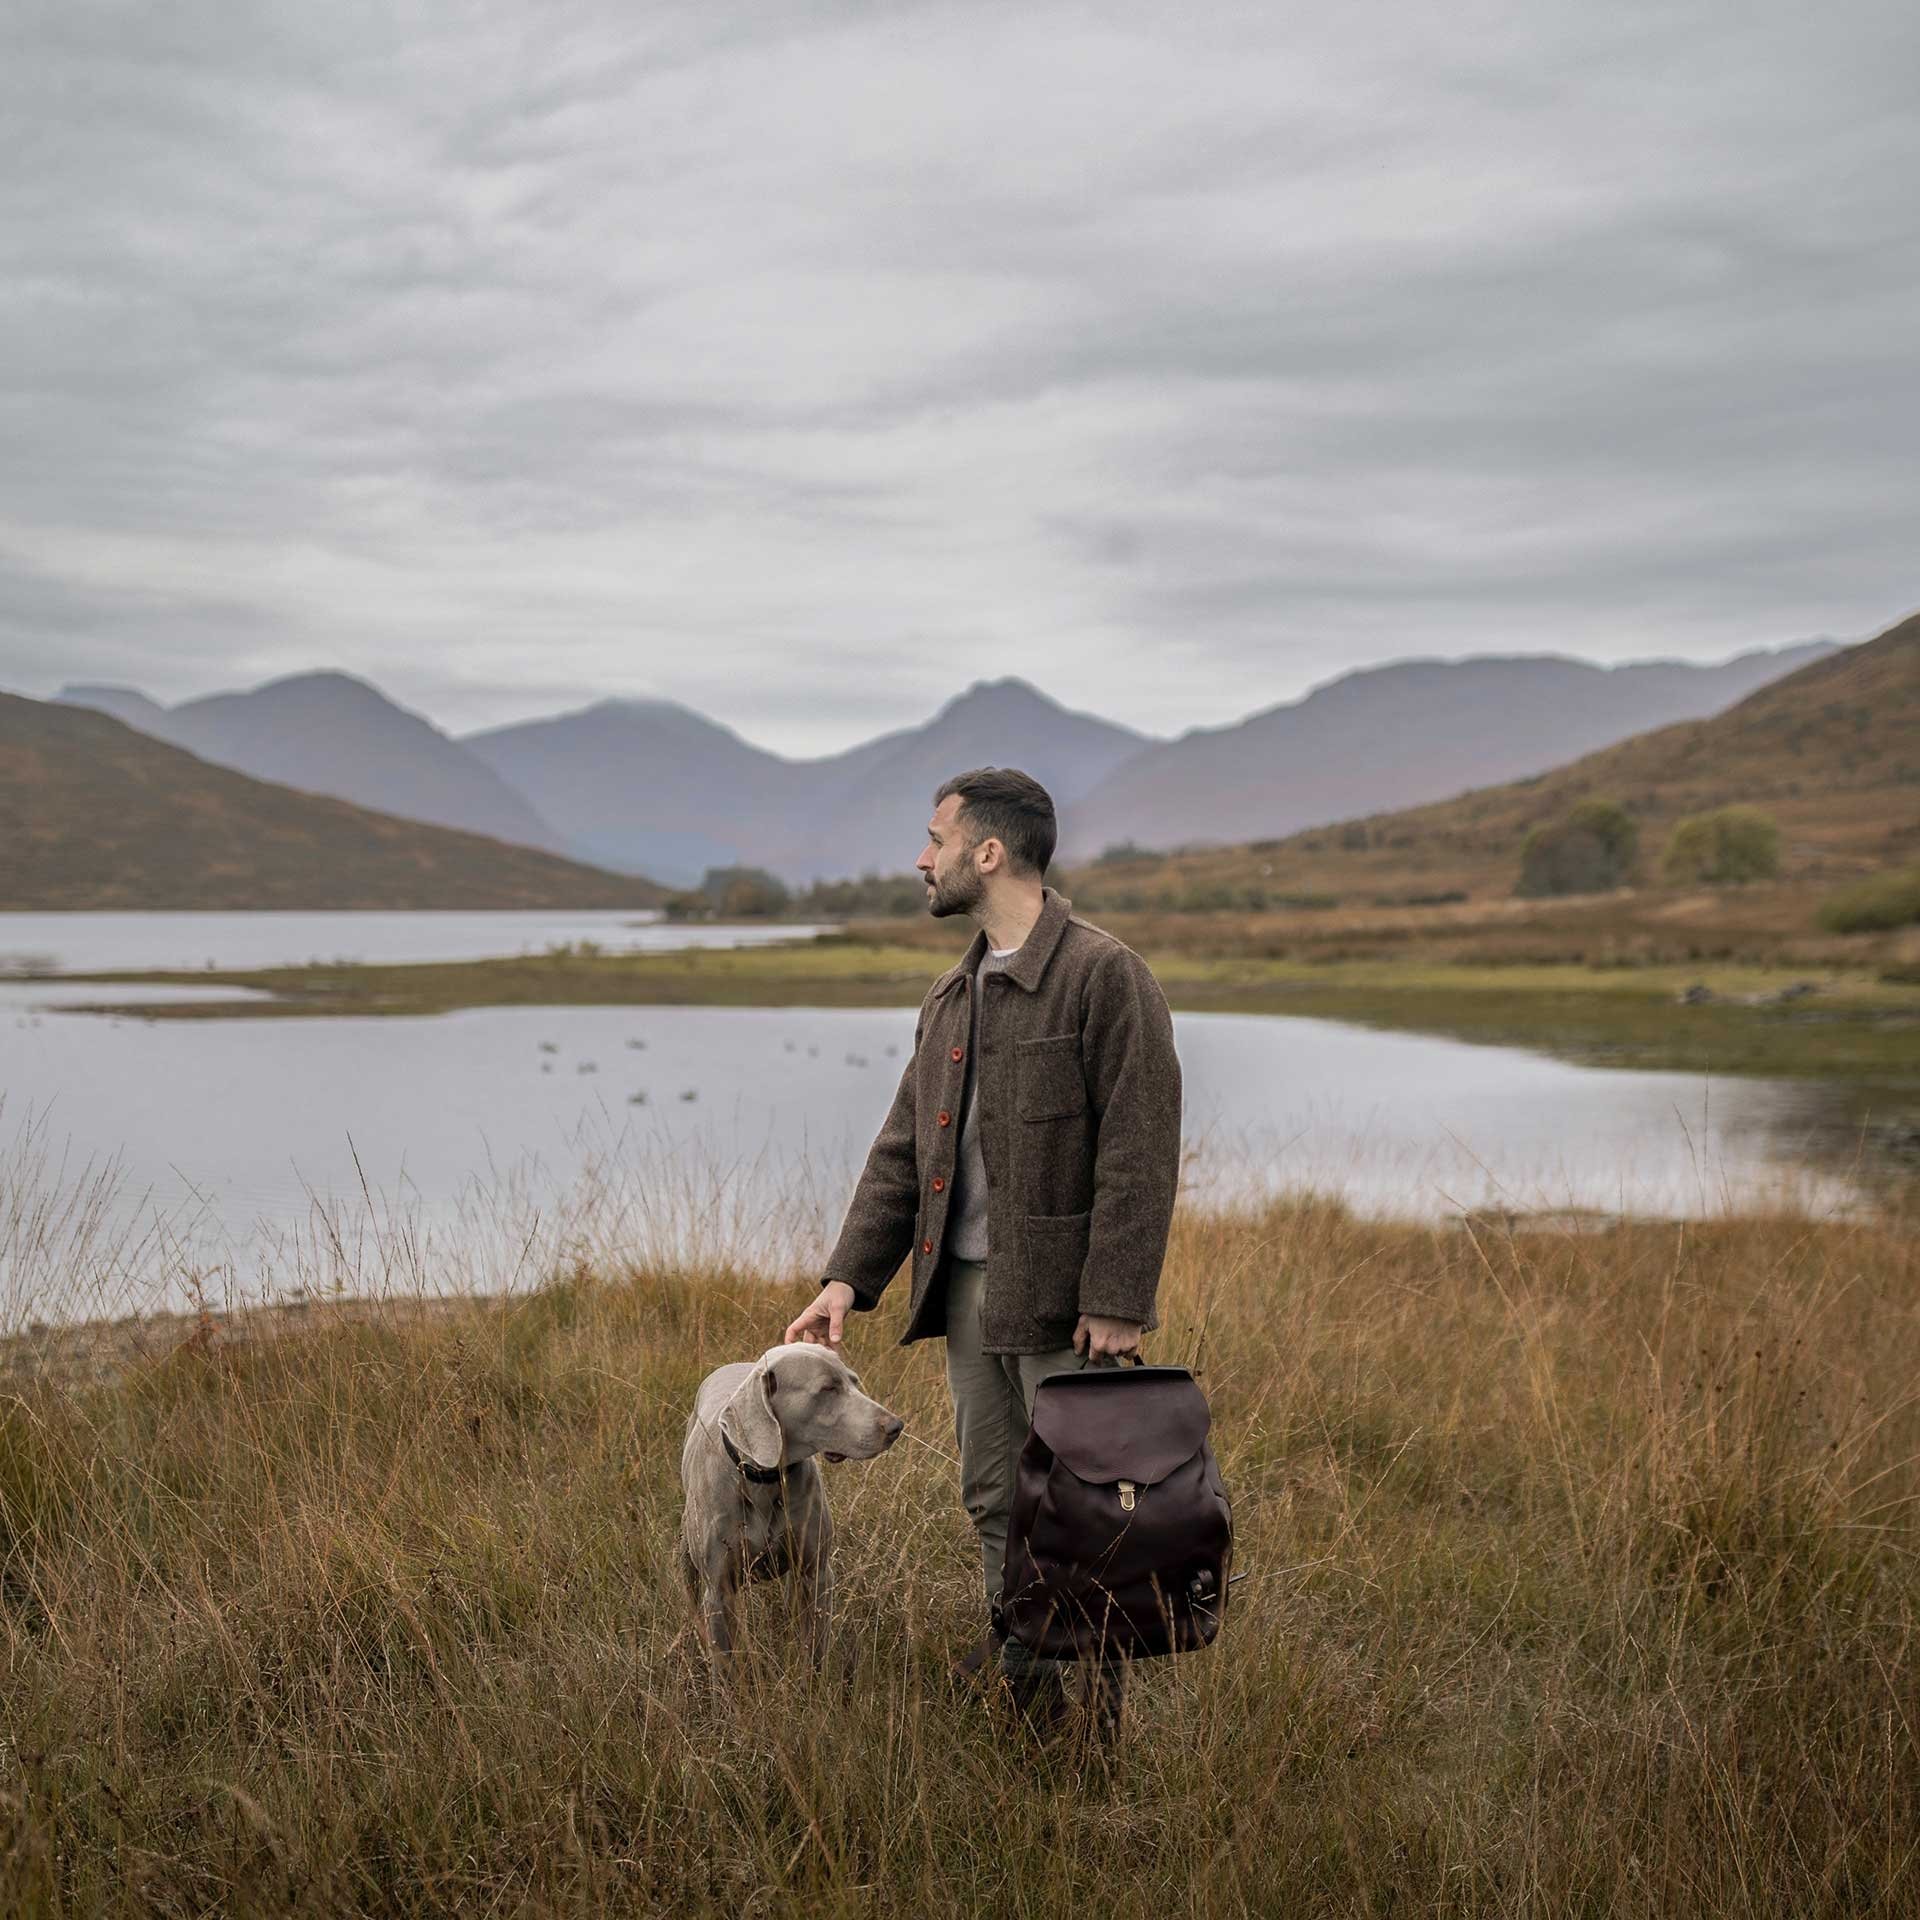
[787,1001,925,1347]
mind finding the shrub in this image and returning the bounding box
[1816,868,1920,934]
[1091,840,1157,867]
[791,871,927,918]
[1516,799,1639,897]
[1662,806,1782,885]
[664,865,791,919]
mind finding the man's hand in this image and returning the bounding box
[785,1281,856,1349]
[1073,1312,1142,1361]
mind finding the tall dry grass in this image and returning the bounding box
[0,1159,1915,1915]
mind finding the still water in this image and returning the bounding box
[0,909,832,975]
[0,974,1847,1325]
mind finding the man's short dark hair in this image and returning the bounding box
[933,767,1057,877]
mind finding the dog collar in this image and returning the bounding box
[722,1428,786,1485]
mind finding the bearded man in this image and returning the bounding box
[784,766,1184,1738]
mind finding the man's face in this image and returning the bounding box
[917,794,988,919]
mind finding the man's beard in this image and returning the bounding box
[925,860,986,919]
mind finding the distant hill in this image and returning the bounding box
[1068,613,1917,903]
[1,695,667,911]
[462,697,795,885]
[56,672,570,857]
[787,679,1150,886]
[66,638,1848,891]
[465,676,1150,886]
[1054,641,1839,862]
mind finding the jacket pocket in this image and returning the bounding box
[1023,1209,1093,1322]
[1015,1032,1087,1121]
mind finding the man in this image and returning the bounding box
[783,766,1183,1737]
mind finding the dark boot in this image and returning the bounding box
[999,1635,1073,1740]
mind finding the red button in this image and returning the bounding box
[932,1176,945,1192]
[921,1240,933,1255]
[951,1046,964,1062]
[937,1110,951,1127]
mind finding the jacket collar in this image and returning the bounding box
[932,885,1073,999]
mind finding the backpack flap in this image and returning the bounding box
[1028,1367,1210,1487]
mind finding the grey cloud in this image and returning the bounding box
[0,0,1914,750]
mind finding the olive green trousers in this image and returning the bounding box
[941,1255,1088,1623]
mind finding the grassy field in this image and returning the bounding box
[0,1188,1916,1915]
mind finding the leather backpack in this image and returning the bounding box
[1000,1361,1233,1662]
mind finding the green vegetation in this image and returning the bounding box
[1516,798,1639,898]
[1,1192,1913,1912]
[664,864,792,918]
[1818,866,1920,934]
[1662,804,1783,884]
[789,871,930,919]
[58,938,1920,1088]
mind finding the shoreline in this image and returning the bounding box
[31,930,1920,1090]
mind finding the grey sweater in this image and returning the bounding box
[946,943,1019,1261]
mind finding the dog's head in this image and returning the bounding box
[718,1341,905,1473]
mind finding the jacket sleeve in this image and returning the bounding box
[822,994,927,1311]
[1076,947,1182,1327]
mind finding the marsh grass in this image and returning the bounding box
[0,1162,1916,1916]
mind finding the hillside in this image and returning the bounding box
[1062,610,1919,906]
[57,672,569,856]
[0,696,667,911]
[463,696,795,885]
[1054,641,1836,862]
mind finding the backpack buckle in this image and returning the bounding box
[1118,1480,1138,1512]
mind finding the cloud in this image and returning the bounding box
[1,0,1914,749]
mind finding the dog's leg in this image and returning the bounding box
[800,1551,833,1672]
[695,1545,739,1658]
[790,1506,840,1679]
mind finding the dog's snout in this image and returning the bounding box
[883,1415,904,1447]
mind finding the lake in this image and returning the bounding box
[0,912,1852,1328]
[0,908,832,976]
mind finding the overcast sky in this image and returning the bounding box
[2,1,1914,755]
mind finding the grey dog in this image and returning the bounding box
[680,1340,903,1657]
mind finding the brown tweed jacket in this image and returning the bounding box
[822,886,1183,1355]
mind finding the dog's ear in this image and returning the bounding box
[719,1361,783,1471]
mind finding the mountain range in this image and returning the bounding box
[55,638,1840,887]
[1057,643,1838,862]
[1090,609,1918,906]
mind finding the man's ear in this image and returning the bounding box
[719,1361,783,1471]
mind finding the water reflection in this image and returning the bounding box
[0,998,1854,1327]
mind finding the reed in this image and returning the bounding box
[0,1148,1914,1916]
